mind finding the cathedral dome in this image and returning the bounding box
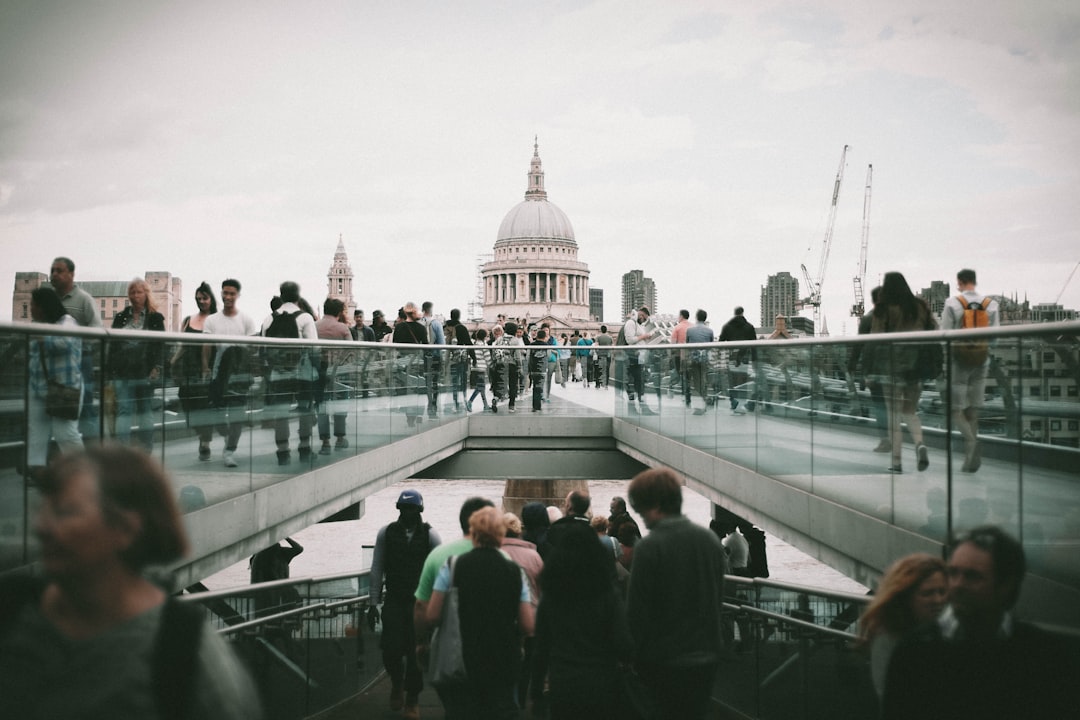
[497,198,575,244]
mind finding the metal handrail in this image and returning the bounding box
[726,574,872,606]
[4,318,1076,352]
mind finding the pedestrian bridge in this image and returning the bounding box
[2,320,1078,627]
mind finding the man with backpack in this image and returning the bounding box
[369,489,442,718]
[261,281,318,465]
[940,269,999,473]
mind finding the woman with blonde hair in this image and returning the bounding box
[108,278,166,451]
[424,506,534,719]
[859,552,947,698]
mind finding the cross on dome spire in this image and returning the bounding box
[525,136,547,200]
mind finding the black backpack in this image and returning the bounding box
[264,310,304,370]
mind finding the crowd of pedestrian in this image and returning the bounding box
[368,467,737,720]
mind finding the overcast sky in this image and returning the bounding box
[3,1,1079,332]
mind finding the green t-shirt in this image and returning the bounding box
[414,537,473,603]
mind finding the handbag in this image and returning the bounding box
[39,343,81,420]
[428,556,468,688]
[46,381,81,420]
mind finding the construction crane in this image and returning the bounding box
[851,164,873,317]
[1055,260,1079,305]
[798,144,849,335]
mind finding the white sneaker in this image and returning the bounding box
[223,450,238,468]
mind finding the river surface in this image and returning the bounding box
[203,479,869,595]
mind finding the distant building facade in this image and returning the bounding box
[589,287,604,322]
[760,271,799,330]
[621,269,657,319]
[480,140,591,326]
[12,271,183,331]
[1031,303,1078,323]
[918,280,951,317]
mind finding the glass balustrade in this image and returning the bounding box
[2,320,1078,595]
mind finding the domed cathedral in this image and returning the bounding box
[481,139,591,329]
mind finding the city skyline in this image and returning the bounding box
[2,3,1079,331]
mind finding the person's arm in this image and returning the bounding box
[145,312,166,381]
[368,527,387,605]
[283,536,303,560]
[518,599,535,637]
[421,590,445,636]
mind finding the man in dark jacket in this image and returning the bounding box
[607,496,641,550]
[369,489,442,717]
[883,525,1079,720]
[719,306,757,414]
[627,468,725,720]
[442,308,473,412]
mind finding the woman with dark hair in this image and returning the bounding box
[26,286,84,478]
[859,553,947,699]
[108,278,166,452]
[521,501,553,559]
[170,282,218,460]
[0,445,261,718]
[869,271,938,473]
[533,520,633,719]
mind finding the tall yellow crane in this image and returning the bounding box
[798,145,849,335]
[851,164,873,317]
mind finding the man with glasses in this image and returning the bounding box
[883,526,1077,719]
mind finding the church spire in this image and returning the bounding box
[525,135,547,201]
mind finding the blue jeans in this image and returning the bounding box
[112,378,154,450]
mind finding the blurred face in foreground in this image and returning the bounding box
[947,541,1004,625]
[911,570,948,625]
[35,470,134,583]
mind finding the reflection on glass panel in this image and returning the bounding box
[0,333,28,572]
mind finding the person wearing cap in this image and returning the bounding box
[369,489,442,718]
[370,309,392,342]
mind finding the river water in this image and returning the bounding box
[203,479,869,595]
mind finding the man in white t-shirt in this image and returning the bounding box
[939,268,1000,473]
[201,279,258,468]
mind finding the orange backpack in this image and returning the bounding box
[953,294,993,367]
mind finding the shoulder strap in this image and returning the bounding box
[980,297,992,310]
[153,598,206,720]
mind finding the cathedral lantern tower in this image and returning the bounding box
[481,139,590,326]
[327,235,356,317]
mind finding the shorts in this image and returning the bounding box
[950,362,987,410]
